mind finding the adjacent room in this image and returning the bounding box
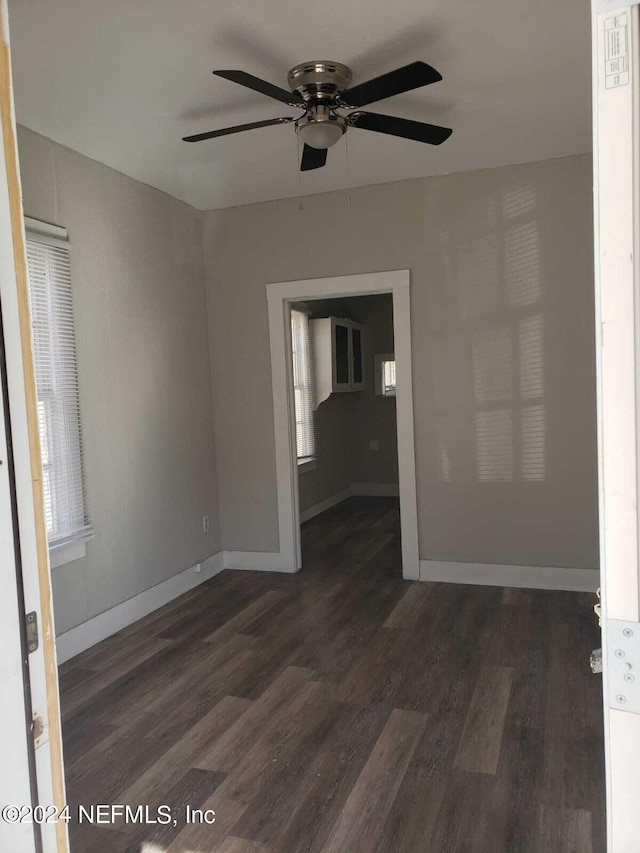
[5,0,605,850]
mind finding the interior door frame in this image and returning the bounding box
[592,1,640,848]
[266,269,420,579]
[0,3,68,850]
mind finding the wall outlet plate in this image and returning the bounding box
[369,440,379,451]
[202,515,210,534]
[607,618,640,714]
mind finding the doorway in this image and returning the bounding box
[266,270,419,579]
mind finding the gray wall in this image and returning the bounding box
[344,294,398,488]
[17,127,220,633]
[203,154,598,569]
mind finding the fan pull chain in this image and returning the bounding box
[345,132,352,204]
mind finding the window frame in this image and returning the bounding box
[24,217,92,567]
[290,307,316,471]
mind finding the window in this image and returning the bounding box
[375,353,396,397]
[291,309,316,465]
[24,220,91,560]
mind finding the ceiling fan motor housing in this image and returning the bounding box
[287,61,352,103]
[288,62,351,150]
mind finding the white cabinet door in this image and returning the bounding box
[349,322,365,391]
[331,317,352,391]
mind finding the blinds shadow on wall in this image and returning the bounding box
[25,226,92,548]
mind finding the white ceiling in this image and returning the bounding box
[8,0,591,211]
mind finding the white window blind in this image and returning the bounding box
[291,309,316,463]
[25,231,91,547]
[382,359,396,396]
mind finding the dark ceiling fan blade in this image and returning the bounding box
[300,145,327,171]
[183,117,294,142]
[213,70,303,106]
[348,111,452,145]
[339,61,442,108]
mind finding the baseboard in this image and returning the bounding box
[223,550,296,572]
[299,487,352,523]
[55,552,225,664]
[419,560,600,592]
[350,482,400,497]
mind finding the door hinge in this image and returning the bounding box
[32,714,44,742]
[607,619,640,714]
[25,611,38,653]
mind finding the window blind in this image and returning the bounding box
[25,233,91,547]
[291,309,316,462]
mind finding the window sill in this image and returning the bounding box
[298,458,317,474]
[49,532,93,568]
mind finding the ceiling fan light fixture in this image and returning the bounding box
[296,105,346,150]
[298,120,344,149]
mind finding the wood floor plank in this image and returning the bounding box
[196,666,313,773]
[64,646,259,809]
[122,767,226,851]
[203,590,287,644]
[454,665,513,775]
[118,694,252,807]
[165,796,249,853]
[268,702,392,853]
[320,708,426,853]
[210,680,329,806]
[60,635,173,716]
[383,581,432,628]
[216,837,270,852]
[537,804,593,853]
[106,633,255,729]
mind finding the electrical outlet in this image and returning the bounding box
[202,515,210,534]
[195,562,202,573]
[369,440,379,451]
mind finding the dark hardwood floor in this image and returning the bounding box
[59,496,605,852]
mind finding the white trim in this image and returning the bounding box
[420,560,599,592]
[55,551,225,663]
[299,487,352,523]
[351,482,400,497]
[223,550,294,572]
[592,3,640,848]
[267,270,420,581]
[24,216,67,243]
[49,539,86,569]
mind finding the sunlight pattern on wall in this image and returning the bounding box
[433,182,547,484]
[476,410,514,482]
[506,222,541,308]
[521,404,546,481]
[473,325,513,403]
[519,315,544,399]
[458,234,501,320]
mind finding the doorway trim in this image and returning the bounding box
[266,269,419,580]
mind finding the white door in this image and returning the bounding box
[1,3,68,851]
[593,1,640,849]
[0,341,37,853]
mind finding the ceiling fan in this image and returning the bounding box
[183,61,452,171]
